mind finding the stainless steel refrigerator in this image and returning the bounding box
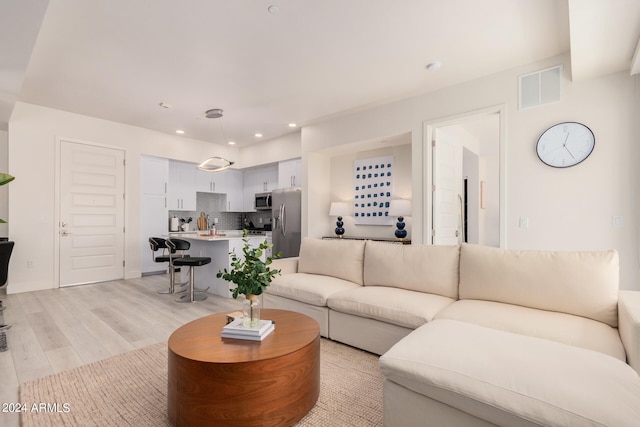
[271,187,301,258]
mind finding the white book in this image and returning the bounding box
[221,324,275,341]
[222,318,274,336]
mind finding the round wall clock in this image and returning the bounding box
[536,122,595,168]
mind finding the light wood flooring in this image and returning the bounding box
[0,274,243,427]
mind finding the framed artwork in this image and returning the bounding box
[353,156,394,225]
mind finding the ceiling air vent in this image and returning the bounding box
[519,65,563,110]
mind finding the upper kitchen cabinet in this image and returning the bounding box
[141,156,169,195]
[224,169,244,212]
[255,164,278,192]
[242,164,278,212]
[168,160,197,211]
[196,168,228,193]
[278,158,302,188]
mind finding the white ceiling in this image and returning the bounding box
[2,0,639,144]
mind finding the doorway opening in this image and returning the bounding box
[425,106,504,247]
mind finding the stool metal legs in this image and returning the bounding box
[159,265,189,295]
[176,266,209,303]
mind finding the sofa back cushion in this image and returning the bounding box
[297,238,365,285]
[459,244,620,327]
[364,241,460,299]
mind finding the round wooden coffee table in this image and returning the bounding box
[167,309,320,427]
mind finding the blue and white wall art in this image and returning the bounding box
[353,156,394,225]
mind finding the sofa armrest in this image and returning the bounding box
[619,290,640,375]
[271,257,299,275]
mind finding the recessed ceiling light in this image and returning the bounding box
[268,5,280,14]
[288,123,297,128]
[255,133,263,138]
[228,141,236,145]
[425,61,442,71]
[176,130,185,134]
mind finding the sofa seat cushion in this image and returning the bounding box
[327,286,455,329]
[459,244,620,327]
[266,273,360,306]
[380,319,640,427]
[364,241,459,299]
[435,300,626,361]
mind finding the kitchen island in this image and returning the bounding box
[168,232,272,299]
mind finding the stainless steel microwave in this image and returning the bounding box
[255,192,272,210]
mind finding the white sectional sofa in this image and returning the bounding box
[264,238,640,426]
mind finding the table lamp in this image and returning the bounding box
[329,202,350,238]
[388,199,411,240]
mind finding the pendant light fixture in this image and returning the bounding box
[198,108,235,172]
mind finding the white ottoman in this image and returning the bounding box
[379,319,640,427]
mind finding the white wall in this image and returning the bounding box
[239,131,301,169]
[303,53,640,291]
[7,102,239,293]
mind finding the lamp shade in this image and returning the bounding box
[329,202,350,217]
[388,199,412,217]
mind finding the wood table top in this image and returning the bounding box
[168,308,320,364]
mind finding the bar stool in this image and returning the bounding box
[149,237,188,294]
[166,238,211,303]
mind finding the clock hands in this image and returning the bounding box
[562,129,577,161]
[564,146,577,161]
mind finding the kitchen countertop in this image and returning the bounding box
[166,231,271,242]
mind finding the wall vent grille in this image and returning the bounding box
[519,65,563,110]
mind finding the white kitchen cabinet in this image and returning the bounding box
[224,169,244,212]
[140,156,169,274]
[278,158,302,188]
[196,168,228,193]
[262,164,279,191]
[168,160,197,211]
[242,169,259,212]
[141,156,169,195]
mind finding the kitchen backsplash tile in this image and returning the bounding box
[168,192,272,231]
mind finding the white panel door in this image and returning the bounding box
[60,141,125,287]
[432,129,463,245]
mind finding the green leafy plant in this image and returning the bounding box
[216,230,281,299]
[0,173,15,224]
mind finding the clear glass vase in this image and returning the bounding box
[242,294,261,328]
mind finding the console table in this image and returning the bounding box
[322,236,411,245]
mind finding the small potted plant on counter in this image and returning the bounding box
[217,230,280,327]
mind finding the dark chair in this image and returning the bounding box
[149,237,188,294]
[166,238,211,303]
[0,240,13,288]
[0,241,15,350]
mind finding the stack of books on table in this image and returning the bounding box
[221,318,275,341]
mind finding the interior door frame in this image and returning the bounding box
[423,105,507,248]
[54,136,127,288]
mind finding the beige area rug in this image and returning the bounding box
[19,339,384,427]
